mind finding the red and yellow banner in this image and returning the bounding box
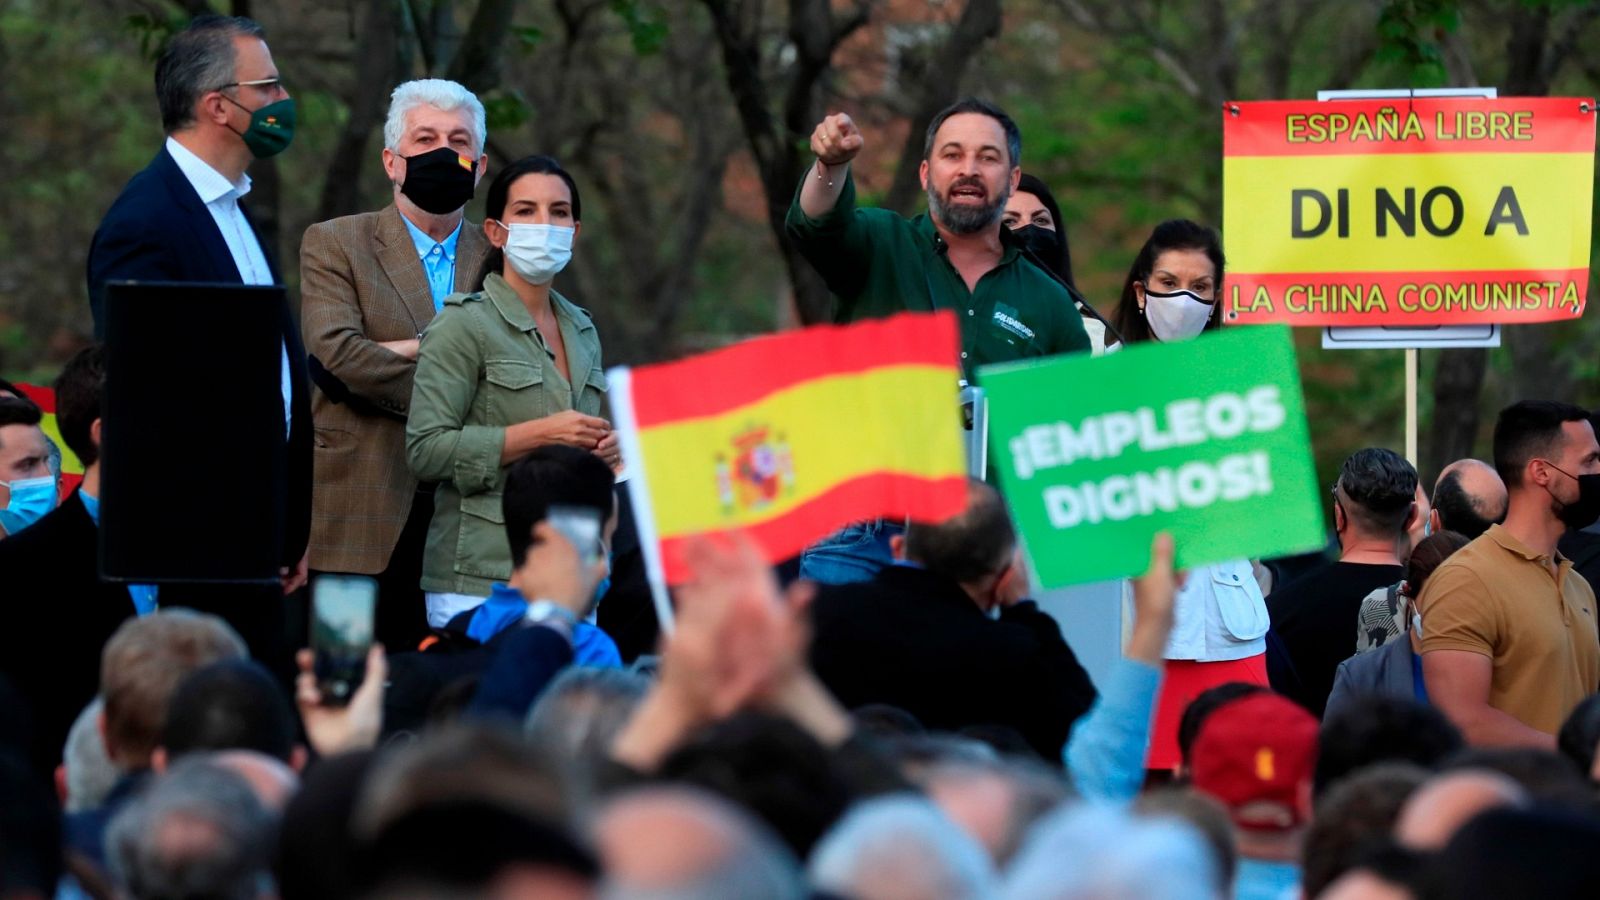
[612,312,968,587]
[1223,97,1596,326]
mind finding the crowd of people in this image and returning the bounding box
[1,12,1598,900]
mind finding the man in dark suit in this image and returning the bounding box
[300,79,491,650]
[808,479,1097,761]
[85,15,309,666]
[0,347,136,781]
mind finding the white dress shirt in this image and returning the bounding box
[166,137,292,437]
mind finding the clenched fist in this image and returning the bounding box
[811,112,864,167]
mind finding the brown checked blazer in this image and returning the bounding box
[300,204,491,574]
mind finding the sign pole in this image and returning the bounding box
[1405,348,1419,467]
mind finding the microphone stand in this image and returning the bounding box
[1017,245,1127,347]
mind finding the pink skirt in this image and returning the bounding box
[1145,654,1269,771]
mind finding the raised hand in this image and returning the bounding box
[511,519,606,618]
[1126,533,1179,665]
[811,112,864,167]
[295,645,387,756]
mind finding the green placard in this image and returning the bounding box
[979,325,1325,587]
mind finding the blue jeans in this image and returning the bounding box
[798,520,901,586]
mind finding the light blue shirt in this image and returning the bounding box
[79,490,159,616]
[1064,658,1162,803]
[467,583,621,668]
[165,137,293,439]
[1233,858,1301,900]
[400,214,463,310]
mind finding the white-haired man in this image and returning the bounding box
[300,78,491,649]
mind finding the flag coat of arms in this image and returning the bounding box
[609,311,969,617]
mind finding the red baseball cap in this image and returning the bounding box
[1190,692,1319,830]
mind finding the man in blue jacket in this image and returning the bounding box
[85,14,310,667]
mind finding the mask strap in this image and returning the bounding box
[214,92,259,142]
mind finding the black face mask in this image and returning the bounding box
[400,146,477,214]
[1545,463,1600,530]
[1012,224,1064,267]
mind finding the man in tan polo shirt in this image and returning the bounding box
[1419,401,1600,747]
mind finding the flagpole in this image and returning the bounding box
[606,366,676,634]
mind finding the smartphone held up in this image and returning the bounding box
[310,574,377,706]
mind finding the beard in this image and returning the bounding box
[927,176,1009,235]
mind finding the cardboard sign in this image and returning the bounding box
[1223,97,1596,326]
[980,326,1324,587]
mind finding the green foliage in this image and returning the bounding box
[1374,0,1460,87]
[512,25,544,52]
[610,0,668,56]
[124,10,191,63]
[480,89,531,131]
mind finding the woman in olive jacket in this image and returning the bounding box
[407,155,615,627]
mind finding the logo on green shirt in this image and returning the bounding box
[992,304,1036,342]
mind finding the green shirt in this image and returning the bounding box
[406,272,606,596]
[785,170,1089,380]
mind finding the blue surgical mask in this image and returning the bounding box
[0,475,57,536]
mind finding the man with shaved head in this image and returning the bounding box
[1431,459,1508,540]
[1393,769,1527,850]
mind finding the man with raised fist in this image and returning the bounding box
[785,99,1089,586]
[786,98,1088,379]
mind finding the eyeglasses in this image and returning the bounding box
[216,77,285,93]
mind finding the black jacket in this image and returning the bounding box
[0,491,135,780]
[383,609,578,735]
[808,565,1096,761]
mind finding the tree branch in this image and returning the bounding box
[446,0,517,91]
[882,0,1005,214]
[317,0,405,221]
[1538,4,1600,88]
[1053,0,1207,100]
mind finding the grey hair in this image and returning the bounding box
[809,794,998,900]
[526,666,649,764]
[43,433,62,482]
[155,15,266,134]
[383,79,487,155]
[921,758,1072,866]
[62,697,119,813]
[1003,803,1219,900]
[596,786,804,900]
[107,757,277,900]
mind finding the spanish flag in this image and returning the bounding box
[610,311,968,598]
